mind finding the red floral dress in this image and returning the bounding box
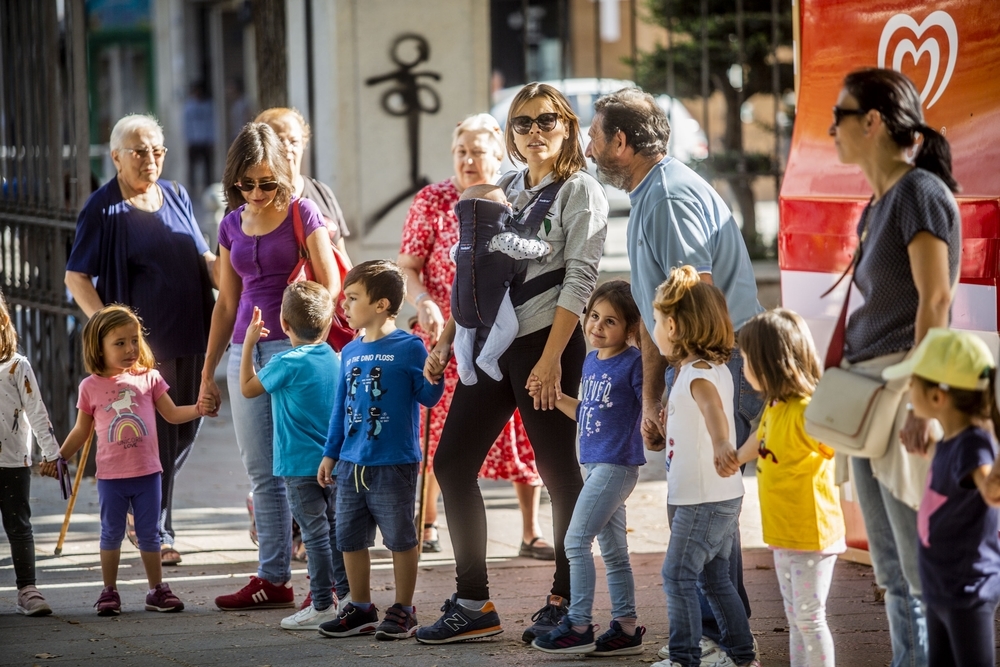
[399,179,541,485]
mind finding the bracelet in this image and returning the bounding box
[415,292,430,305]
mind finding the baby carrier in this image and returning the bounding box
[450,178,564,331]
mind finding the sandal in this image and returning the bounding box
[126,512,138,549]
[160,546,182,566]
[519,536,555,561]
[422,523,442,553]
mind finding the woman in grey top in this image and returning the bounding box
[418,83,609,645]
[830,68,960,667]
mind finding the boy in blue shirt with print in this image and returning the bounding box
[239,281,347,631]
[317,260,444,641]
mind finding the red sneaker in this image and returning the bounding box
[300,587,341,611]
[215,576,295,611]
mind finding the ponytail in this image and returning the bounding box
[916,125,960,194]
[652,265,733,366]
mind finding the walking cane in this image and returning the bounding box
[415,406,432,560]
[54,431,95,556]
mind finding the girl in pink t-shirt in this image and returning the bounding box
[52,305,212,615]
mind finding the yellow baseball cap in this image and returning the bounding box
[882,328,995,390]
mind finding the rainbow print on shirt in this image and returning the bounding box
[103,388,148,447]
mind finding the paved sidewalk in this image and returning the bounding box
[0,363,897,666]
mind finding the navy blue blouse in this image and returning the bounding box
[66,178,214,362]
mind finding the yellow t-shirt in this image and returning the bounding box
[755,397,845,551]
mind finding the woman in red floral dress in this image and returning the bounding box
[398,113,553,559]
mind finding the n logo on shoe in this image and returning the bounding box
[251,590,268,603]
[443,613,469,632]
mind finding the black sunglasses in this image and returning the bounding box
[511,112,561,134]
[832,106,867,126]
[236,179,280,192]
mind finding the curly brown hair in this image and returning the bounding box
[652,266,733,365]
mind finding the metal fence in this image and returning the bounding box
[0,0,90,439]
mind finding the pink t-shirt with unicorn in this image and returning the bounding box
[77,370,168,480]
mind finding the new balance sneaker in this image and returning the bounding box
[94,586,121,616]
[318,602,380,637]
[530,617,595,654]
[415,594,503,644]
[215,576,295,610]
[593,621,645,656]
[521,594,568,643]
[16,586,52,617]
[145,583,184,612]
[281,603,341,630]
[374,603,418,640]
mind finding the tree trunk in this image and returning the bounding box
[252,0,287,110]
[714,73,761,256]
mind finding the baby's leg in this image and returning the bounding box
[475,291,517,382]
[453,324,478,385]
[0,468,36,589]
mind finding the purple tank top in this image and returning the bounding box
[218,197,325,343]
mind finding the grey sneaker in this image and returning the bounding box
[16,586,52,616]
[374,603,418,640]
[521,594,568,642]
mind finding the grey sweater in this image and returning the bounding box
[501,169,609,337]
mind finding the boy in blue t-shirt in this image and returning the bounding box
[239,281,346,631]
[316,260,444,641]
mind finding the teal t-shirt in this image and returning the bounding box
[627,157,762,332]
[258,343,340,477]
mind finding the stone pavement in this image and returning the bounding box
[0,355,898,666]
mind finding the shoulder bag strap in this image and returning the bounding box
[823,208,871,369]
[291,199,308,259]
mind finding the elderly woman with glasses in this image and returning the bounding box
[65,113,217,568]
[199,122,336,613]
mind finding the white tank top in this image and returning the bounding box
[665,360,745,505]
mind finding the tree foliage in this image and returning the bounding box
[634,0,795,256]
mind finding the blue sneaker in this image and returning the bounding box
[593,621,645,656]
[317,602,379,637]
[530,617,596,654]
[415,595,503,644]
[521,594,569,642]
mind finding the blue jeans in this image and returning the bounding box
[852,456,927,667]
[334,460,419,552]
[228,339,293,584]
[285,476,348,611]
[564,463,640,626]
[664,498,755,667]
[665,345,759,642]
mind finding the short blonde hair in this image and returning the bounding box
[738,309,822,403]
[255,107,311,145]
[452,113,505,162]
[505,83,587,181]
[82,305,156,376]
[652,265,733,365]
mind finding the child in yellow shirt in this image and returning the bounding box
[719,309,845,667]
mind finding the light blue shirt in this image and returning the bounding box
[627,157,762,332]
[258,343,340,477]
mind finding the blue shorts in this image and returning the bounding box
[97,472,162,552]
[334,460,418,553]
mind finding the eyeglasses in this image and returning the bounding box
[128,146,167,160]
[510,112,561,134]
[235,179,280,192]
[832,106,867,126]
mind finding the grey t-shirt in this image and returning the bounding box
[844,168,961,364]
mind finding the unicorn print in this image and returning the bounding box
[104,388,137,418]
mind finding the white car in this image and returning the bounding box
[490,78,708,213]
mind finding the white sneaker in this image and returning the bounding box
[656,635,757,666]
[649,661,684,667]
[281,602,340,630]
[657,636,733,665]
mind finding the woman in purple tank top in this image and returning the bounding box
[198,122,336,612]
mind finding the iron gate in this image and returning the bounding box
[0,0,90,441]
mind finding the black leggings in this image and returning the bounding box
[155,354,203,546]
[0,467,34,589]
[435,325,586,601]
[926,600,998,667]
